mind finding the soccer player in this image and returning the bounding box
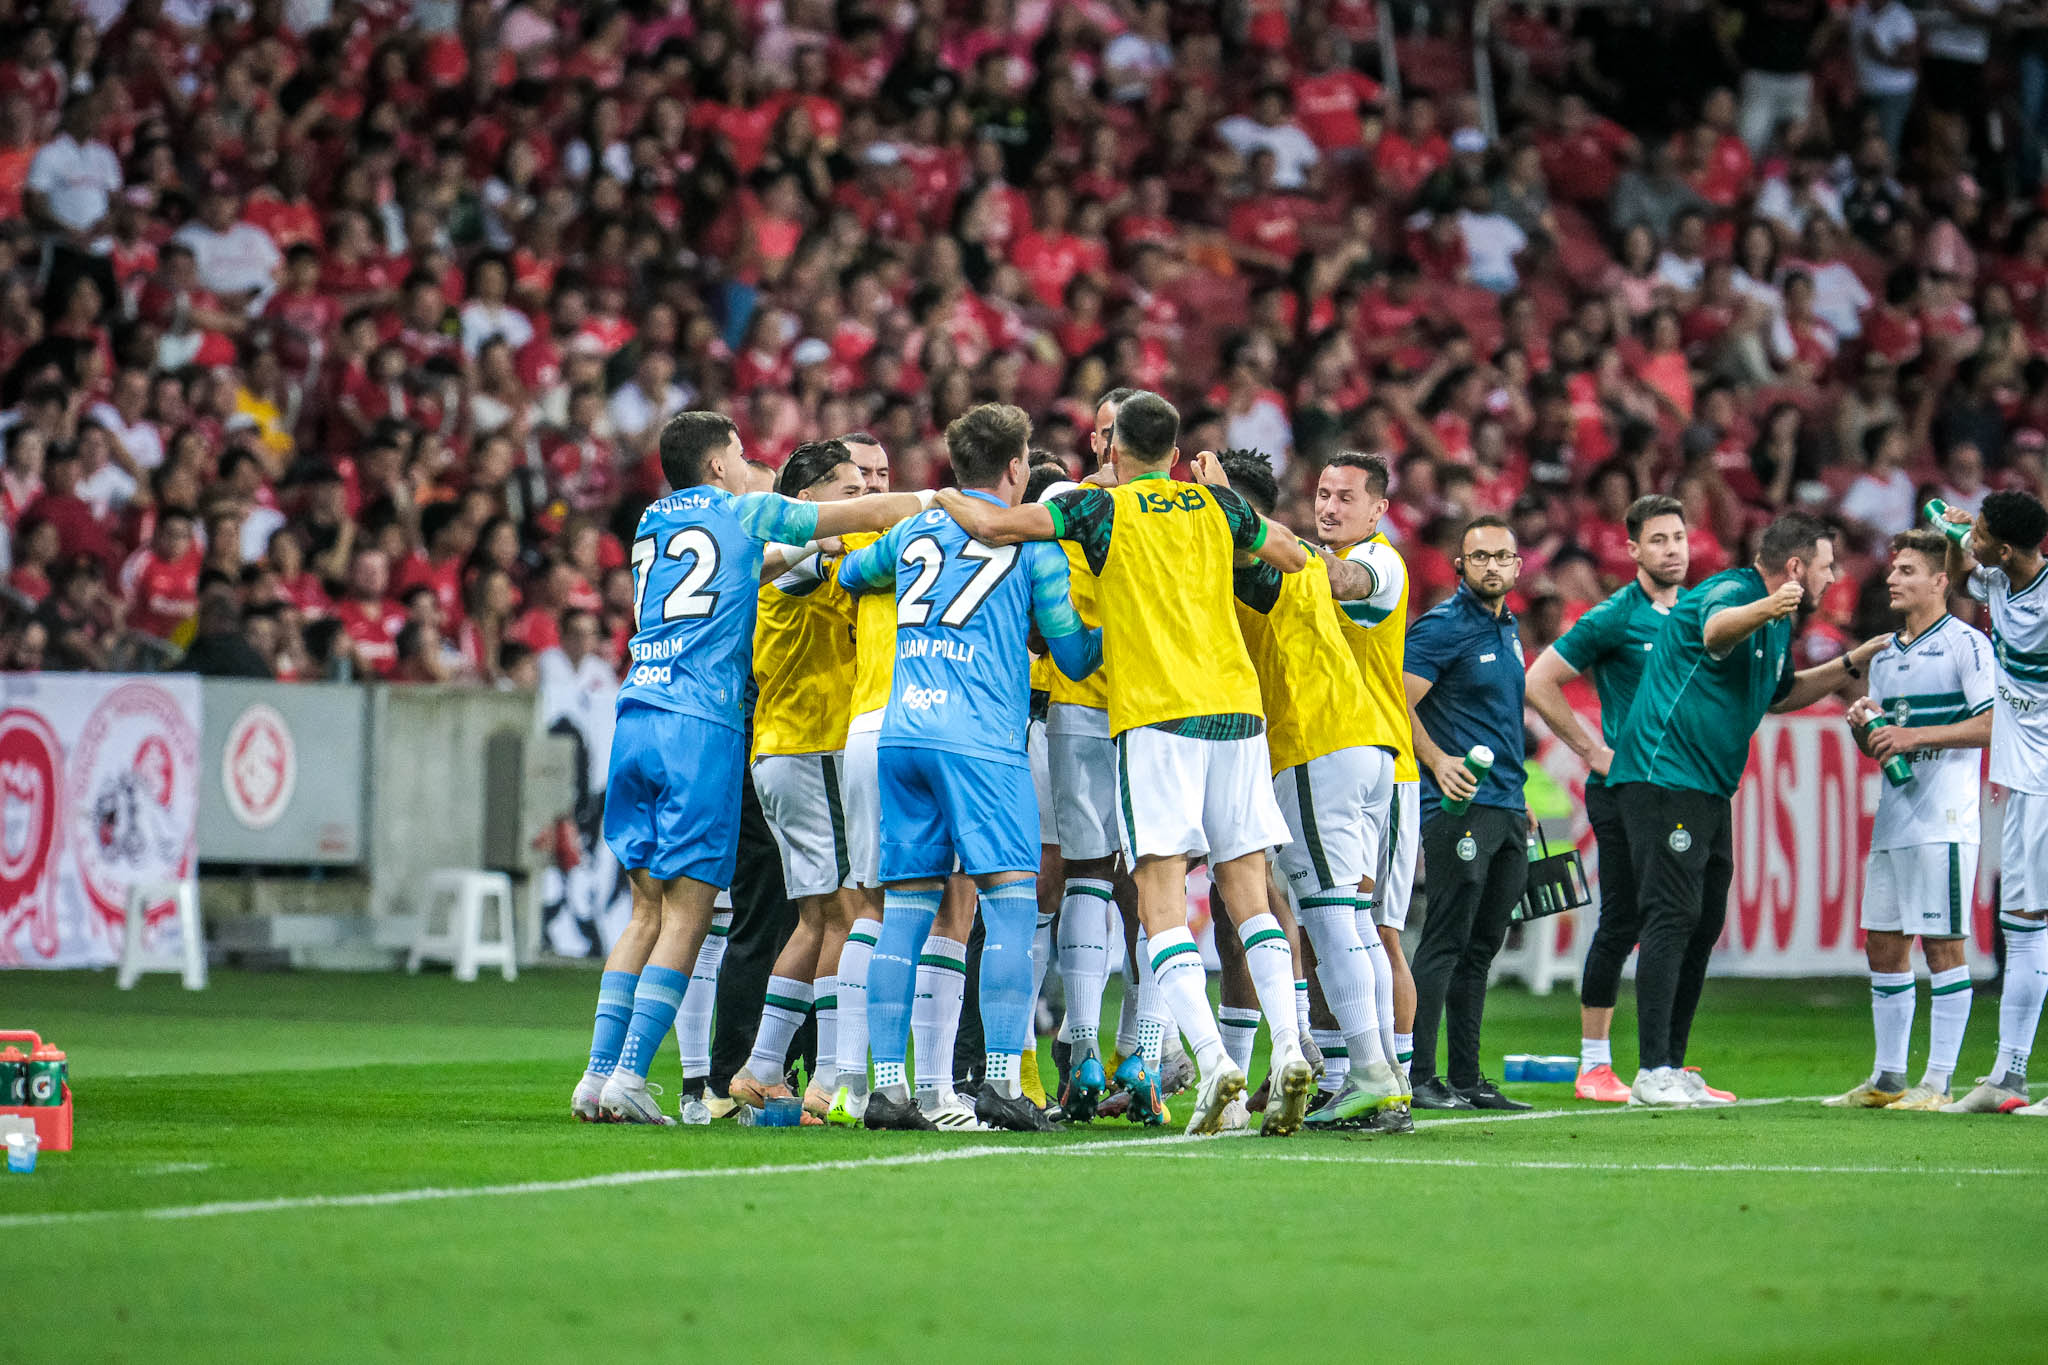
[726,441,865,1119]
[937,391,1312,1137]
[1609,513,1886,1108]
[1045,388,1147,1121]
[838,404,1101,1132]
[1823,531,1991,1110]
[1313,455,1420,1085]
[1936,492,2048,1114]
[1524,494,1690,1103]
[1217,450,1408,1131]
[830,434,987,1130]
[571,411,928,1125]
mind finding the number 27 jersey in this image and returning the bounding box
[618,485,820,730]
[838,499,1093,768]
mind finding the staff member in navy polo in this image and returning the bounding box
[1402,514,1534,1111]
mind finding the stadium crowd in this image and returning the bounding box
[1,0,2044,687]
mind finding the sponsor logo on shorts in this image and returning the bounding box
[1456,835,1477,861]
[1668,825,1692,853]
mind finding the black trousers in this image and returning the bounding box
[1579,782,1643,1011]
[1413,805,1530,1088]
[1615,783,1734,1071]
[710,766,800,1092]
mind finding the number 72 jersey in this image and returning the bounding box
[618,485,821,730]
[838,499,1096,768]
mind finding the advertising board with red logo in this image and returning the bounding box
[0,674,200,968]
[1531,706,1999,978]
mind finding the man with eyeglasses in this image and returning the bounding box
[1401,515,1534,1110]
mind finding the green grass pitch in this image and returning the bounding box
[7,968,2047,1363]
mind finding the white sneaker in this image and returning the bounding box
[1627,1066,1693,1108]
[1259,1039,1316,1138]
[1676,1068,1736,1106]
[2011,1097,2048,1116]
[572,1069,609,1122]
[919,1089,992,1131]
[598,1074,676,1125]
[1159,1046,1196,1097]
[1940,1077,2029,1113]
[678,1095,713,1125]
[1185,1061,1248,1135]
[1218,1094,1251,1132]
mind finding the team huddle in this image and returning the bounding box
[565,388,2048,1134]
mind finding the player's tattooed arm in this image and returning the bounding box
[1317,546,1375,600]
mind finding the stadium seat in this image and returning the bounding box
[408,870,519,984]
[118,879,207,992]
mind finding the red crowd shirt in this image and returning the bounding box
[335,597,407,677]
[1293,68,1382,152]
[120,546,203,641]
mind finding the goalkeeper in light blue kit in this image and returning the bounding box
[572,411,931,1125]
[837,404,1102,1132]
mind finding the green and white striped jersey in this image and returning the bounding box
[1970,563,2048,795]
[1867,613,1993,850]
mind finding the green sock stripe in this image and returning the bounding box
[1397,1051,1413,1062]
[1999,917,2046,933]
[1871,983,1915,996]
[1930,979,1974,995]
[813,995,838,1011]
[1151,941,1201,969]
[847,932,879,946]
[763,994,810,1013]
[1220,1017,1260,1029]
[1323,1045,1350,1057]
[1242,928,1288,951]
[709,925,730,938]
[1064,884,1115,901]
[918,955,968,973]
[1300,894,1353,909]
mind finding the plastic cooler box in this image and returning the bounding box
[1,1030,72,1152]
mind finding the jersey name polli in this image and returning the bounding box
[844,504,1076,768]
[1866,614,1993,850]
[618,486,817,728]
[1234,548,1388,773]
[751,554,856,759]
[1333,534,1417,781]
[1974,566,2048,795]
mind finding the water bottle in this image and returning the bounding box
[1440,745,1494,817]
[1863,715,1915,787]
[1923,498,1971,547]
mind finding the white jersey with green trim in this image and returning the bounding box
[1970,565,2048,796]
[1866,614,1993,850]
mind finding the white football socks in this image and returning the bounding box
[1059,880,1113,1059]
[1579,1036,1612,1073]
[1995,916,2047,1087]
[674,911,730,1080]
[1147,925,1226,1076]
[1364,929,1400,1067]
[913,936,968,1094]
[1236,912,1301,1058]
[1219,1005,1260,1073]
[747,975,812,1079]
[1870,970,1916,1080]
[1297,892,1383,1076]
[835,917,881,1092]
[1926,965,1973,1093]
[810,972,837,1091]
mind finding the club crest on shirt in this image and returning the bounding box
[1456,835,1477,861]
[1668,826,1692,853]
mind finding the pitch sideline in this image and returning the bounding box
[10,1093,2036,1229]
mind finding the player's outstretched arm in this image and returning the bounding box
[1942,505,1978,587]
[814,490,931,539]
[933,488,1056,545]
[835,525,902,597]
[1702,580,1803,656]
[1252,521,1308,572]
[1525,647,1612,776]
[1771,634,1887,714]
[1318,546,1375,600]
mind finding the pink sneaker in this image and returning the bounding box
[1574,1063,1631,1103]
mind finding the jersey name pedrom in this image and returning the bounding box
[616,485,820,728]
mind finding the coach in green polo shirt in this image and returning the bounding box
[1609,513,1888,1109]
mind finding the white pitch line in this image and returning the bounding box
[0,1092,1983,1229]
[1075,1148,2048,1178]
[1417,1093,1826,1124]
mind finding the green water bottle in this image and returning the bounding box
[1440,745,1494,817]
[1863,715,1915,787]
[1923,498,1970,547]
